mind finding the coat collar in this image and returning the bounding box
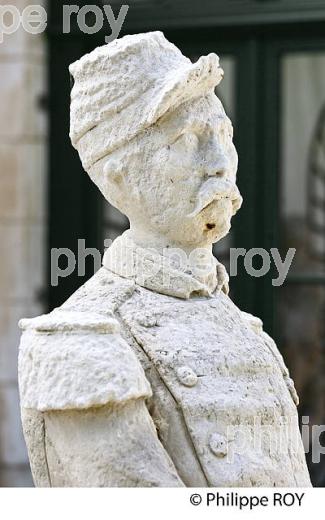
[102,231,221,299]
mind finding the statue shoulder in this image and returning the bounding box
[240,310,264,333]
[60,267,136,315]
[18,306,151,412]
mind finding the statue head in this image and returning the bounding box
[69,32,242,249]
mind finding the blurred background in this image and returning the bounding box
[0,0,324,486]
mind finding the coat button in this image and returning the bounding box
[209,433,228,457]
[176,366,198,387]
[137,315,158,328]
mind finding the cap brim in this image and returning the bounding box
[147,53,224,123]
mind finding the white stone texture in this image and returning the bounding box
[19,311,151,411]
[70,32,223,170]
[18,31,311,487]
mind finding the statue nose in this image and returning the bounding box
[204,134,233,178]
[207,155,232,178]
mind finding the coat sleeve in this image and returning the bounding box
[18,309,184,487]
[43,399,184,487]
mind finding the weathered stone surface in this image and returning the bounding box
[18,31,311,487]
[19,310,151,411]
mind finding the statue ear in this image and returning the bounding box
[103,158,125,185]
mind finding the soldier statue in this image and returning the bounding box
[18,32,311,487]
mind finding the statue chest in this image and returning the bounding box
[119,287,309,486]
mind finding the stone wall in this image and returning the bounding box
[0,0,47,486]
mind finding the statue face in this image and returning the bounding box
[100,93,242,248]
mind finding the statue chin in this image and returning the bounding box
[200,199,233,243]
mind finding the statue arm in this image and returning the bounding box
[43,398,184,487]
[19,310,184,487]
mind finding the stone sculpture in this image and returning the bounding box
[18,32,311,487]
